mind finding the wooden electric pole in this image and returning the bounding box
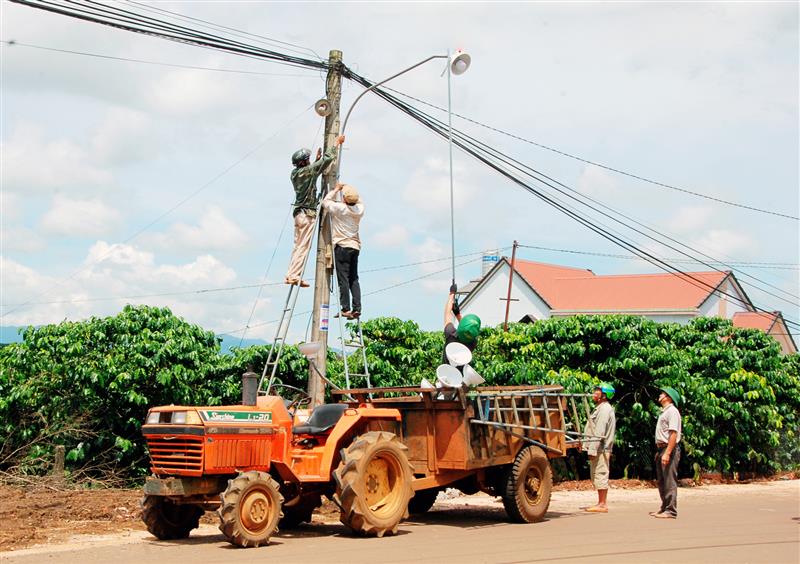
[308,50,343,406]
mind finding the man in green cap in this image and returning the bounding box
[652,386,682,519]
[443,285,481,364]
[582,383,616,513]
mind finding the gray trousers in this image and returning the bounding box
[655,445,680,516]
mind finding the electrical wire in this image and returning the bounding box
[8,0,797,329]
[516,244,799,270]
[382,86,799,221]
[218,255,482,337]
[343,71,800,331]
[8,0,329,72]
[123,0,324,62]
[1,39,318,77]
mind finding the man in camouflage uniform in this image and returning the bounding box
[285,134,345,286]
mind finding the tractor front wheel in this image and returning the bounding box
[218,471,283,548]
[141,495,203,540]
[333,431,414,537]
[501,445,553,523]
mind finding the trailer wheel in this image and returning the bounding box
[279,493,321,528]
[408,488,438,515]
[333,431,414,537]
[501,445,552,523]
[218,471,283,548]
[141,495,203,540]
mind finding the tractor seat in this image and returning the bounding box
[293,403,348,435]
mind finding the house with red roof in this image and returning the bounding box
[458,257,797,354]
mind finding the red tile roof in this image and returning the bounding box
[732,311,778,332]
[512,258,729,311]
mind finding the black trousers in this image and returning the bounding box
[334,245,361,313]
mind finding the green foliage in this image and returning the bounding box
[0,305,305,481]
[1,308,797,483]
[354,315,799,478]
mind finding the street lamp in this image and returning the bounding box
[337,50,471,284]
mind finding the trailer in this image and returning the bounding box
[334,384,599,522]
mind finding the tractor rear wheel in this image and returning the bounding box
[408,488,438,515]
[501,445,552,523]
[218,471,283,547]
[279,493,321,528]
[141,495,203,540]
[333,431,414,537]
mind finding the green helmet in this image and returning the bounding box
[595,383,615,400]
[456,314,481,345]
[660,386,681,406]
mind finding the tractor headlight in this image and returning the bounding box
[171,411,187,424]
[145,411,160,425]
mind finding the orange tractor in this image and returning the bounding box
[141,374,595,548]
[141,376,413,547]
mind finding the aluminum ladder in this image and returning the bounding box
[337,315,372,391]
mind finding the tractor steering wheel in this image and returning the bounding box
[268,383,313,413]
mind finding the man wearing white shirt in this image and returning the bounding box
[322,183,365,319]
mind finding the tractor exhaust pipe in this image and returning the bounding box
[242,370,258,406]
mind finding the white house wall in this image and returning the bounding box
[697,279,750,319]
[461,263,550,327]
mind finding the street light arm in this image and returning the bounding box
[340,54,447,137]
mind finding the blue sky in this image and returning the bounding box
[2,2,798,344]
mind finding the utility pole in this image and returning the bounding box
[308,50,342,406]
[502,240,519,332]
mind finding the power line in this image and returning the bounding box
[344,71,800,331]
[383,86,799,221]
[517,244,800,269]
[1,39,318,77]
[9,0,329,72]
[217,256,483,337]
[1,249,501,308]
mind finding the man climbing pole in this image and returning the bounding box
[443,284,481,364]
[285,134,345,287]
[322,182,364,319]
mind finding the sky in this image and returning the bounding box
[1,1,798,346]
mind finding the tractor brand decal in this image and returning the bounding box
[200,410,273,423]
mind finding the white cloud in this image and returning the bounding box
[402,158,478,225]
[692,229,759,259]
[40,195,122,237]
[146,206,249,252]
[3,124,113,194]
[668,206,714,234]
[90,107,155,165]
[1,226,46,253]
[146,69,238,116]
[1,243,240,328]
[576,165,620,199]
[373,224,410,248]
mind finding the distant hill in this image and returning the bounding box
[1,325,266,354]
[217,334,267,354]
[0,326,28,345]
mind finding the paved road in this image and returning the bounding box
[4,481,798,563]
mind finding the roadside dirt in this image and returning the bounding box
[1,474,795,553]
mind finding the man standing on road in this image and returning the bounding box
[582,383,616,513]
[652,386,682,519]
[322,182,364,319]
[443,285,481,364]
[285,134,345,287]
